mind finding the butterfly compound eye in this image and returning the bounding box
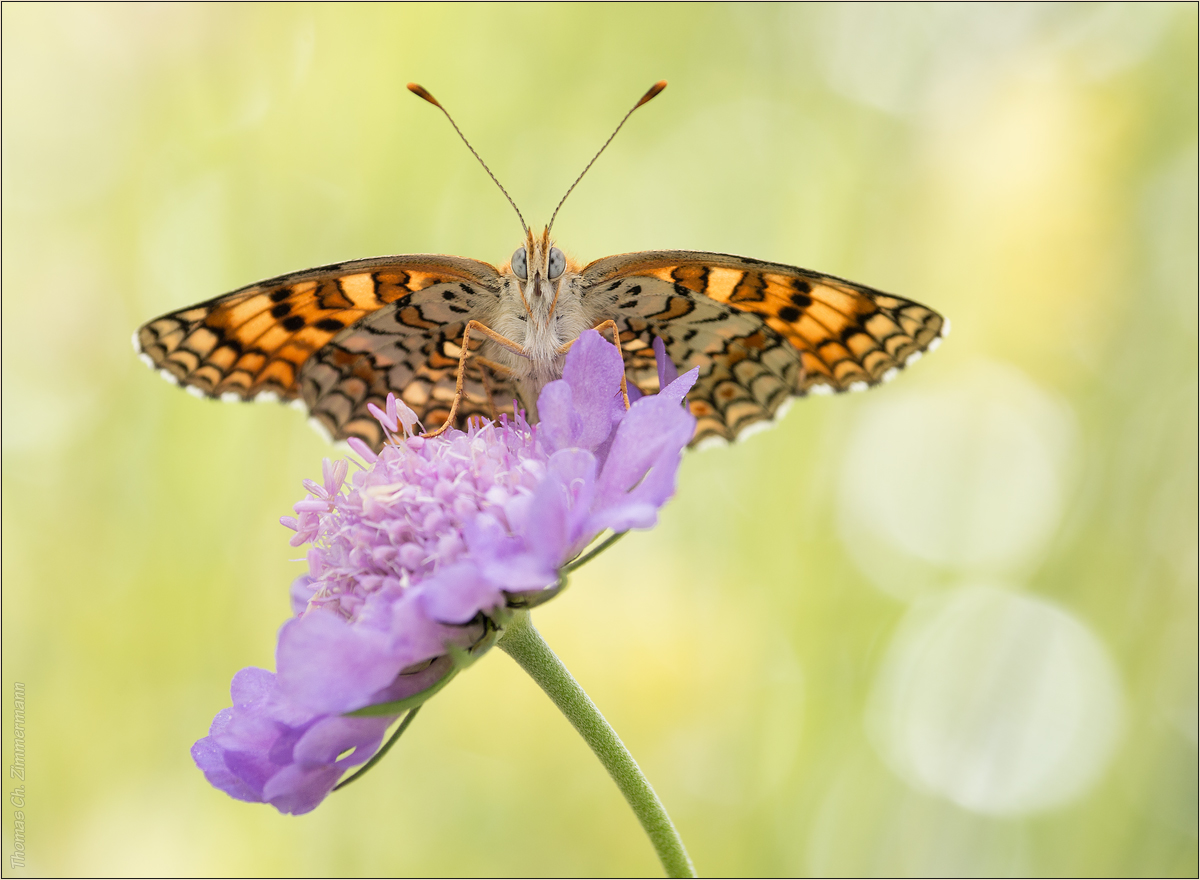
[511,247,528,280]
[548,247,566,280]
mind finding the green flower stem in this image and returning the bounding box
[498,611,696,879]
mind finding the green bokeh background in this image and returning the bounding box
[3,4,1196,876]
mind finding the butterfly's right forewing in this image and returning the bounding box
[579,250,948,445]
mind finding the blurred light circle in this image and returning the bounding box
[868,584,1124,815]
[806,753,1029,876]
[839,360,1076,592]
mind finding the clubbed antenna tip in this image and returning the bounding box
[547,79,669,233]
[637,80,668,108]
[408,82,528,234]
[406,83,441,108]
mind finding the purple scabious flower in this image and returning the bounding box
[193,331,698,814]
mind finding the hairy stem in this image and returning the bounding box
[498,611,695,878]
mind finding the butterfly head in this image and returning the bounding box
[509,227,572,323]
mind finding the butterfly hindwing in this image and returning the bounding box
[134,254,513,445]
[301,289,519,448]
[578,271,801,443]
[579,251,948,444]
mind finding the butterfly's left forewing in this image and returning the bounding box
[578,251,948,445]
[135,254,517,448]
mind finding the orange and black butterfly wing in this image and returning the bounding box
[134,255,519,449]
[299,296,520,450]
[578,251,948,445]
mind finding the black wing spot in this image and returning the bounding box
[442,290,457,301]
[315,318,345,332]
[618,300,639,309]
[282,315,306,332]
[790,291,812,308]
[778,306,801,323]
[606,280,623,291]
[271,302,292,318]
[792,278,812,294]
[627,284,642,295]
[374,269,413,289]
[269,288,291,303]
[459,283,476,296]
[448,304,471,314]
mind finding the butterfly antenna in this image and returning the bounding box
[407,83,528,235]
[547,80,667,234]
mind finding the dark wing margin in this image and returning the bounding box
[134,254,501,401]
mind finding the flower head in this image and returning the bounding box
[193,331,697,813]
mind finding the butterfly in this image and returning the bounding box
[134,81,947,451]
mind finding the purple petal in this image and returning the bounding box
[659,365,698,407]
[592,392,696,528]
[201,701,296,801]
[367,653,457,707]
[191,736,265,803]
[385,591,479,660]
[262,763,343,815]
[588,442,685,534]
[542,449,598,551]
[293,714,391,766]
[520,457,570,560]
[465,513,561,591]
[229,667,276,708]
[415,562,505,625]
[289,576,317,615]
[555,330,626,451]
[275,611,402,714]
[536,380,583,451]
[214,709,283,753]
[653,336,679,390]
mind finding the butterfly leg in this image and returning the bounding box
[471,355,516,376]
[423,320,525,439]
[559,320,631,410]
[474,359,502,421]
